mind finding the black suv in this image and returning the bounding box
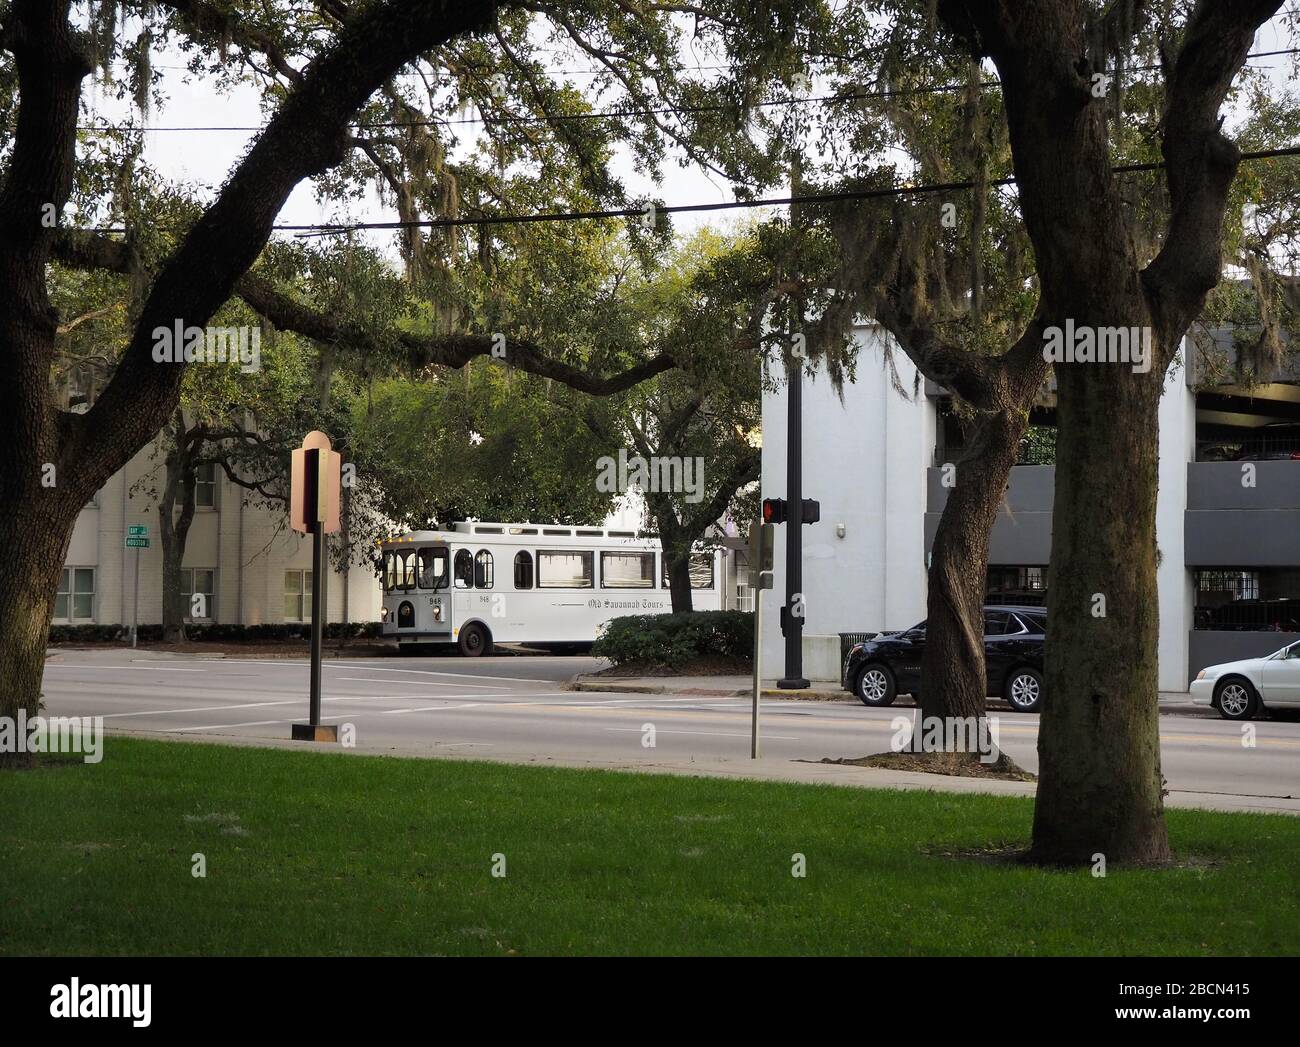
[841,605,1047,712]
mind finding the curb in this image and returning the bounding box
[762,688,855,702]
[569,676,854,701]
[569,678,747,697]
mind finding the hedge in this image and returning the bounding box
[47,622,383,643]
[592,610,753,669]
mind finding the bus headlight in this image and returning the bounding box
[380,606,389,622]
[433,601,443,622]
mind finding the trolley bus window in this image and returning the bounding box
[454,548,474,589]
[663,553,716,590]
[538,550,594,589]
[383,552,397,592]
[601,551,655,588]
[417,547,448,589]
[474,550,494,589]
[397,550,417,590]
[514,551,533,590]
[689,553,715,590]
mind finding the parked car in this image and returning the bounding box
[841,606,1047,712]
[1190,640,1300,720]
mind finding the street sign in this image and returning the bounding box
[126,526,150,648]
[290,431,341,535]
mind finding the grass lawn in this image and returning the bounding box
[1,737,1296,956]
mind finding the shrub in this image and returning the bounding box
[47,622,382,643]
[592,610,753,669]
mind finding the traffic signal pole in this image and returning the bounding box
[778,358,810,689]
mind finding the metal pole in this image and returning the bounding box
[309,521,324,727]
[779,358,809,688]
[131,545,139,649]
[751,584,762,759]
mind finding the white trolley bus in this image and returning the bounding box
[379,522,722,655]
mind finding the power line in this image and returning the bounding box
[84,146,1300,238]
[75,47,1300,136]
[288,147,1300,236]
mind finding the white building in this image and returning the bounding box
[58,443,381,631]
[761,323,1300,692]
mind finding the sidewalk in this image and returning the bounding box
[114,729,1292,815]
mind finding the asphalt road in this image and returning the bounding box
[38,649,1300,815]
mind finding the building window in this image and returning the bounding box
[1191,568,1300,630]
[195,462,217,508]
[1197,569,1260,602]
[183,568,216,621]
[601,551,655,589]
[474,550,494,589]
[537,550,594,589]
[284,570,313,621]
[985,566,1047,603]
[514,551,534,590]
[734,568,754,612]
[55,568,95,621]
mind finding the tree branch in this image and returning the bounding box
[65,0,504,499]
[1143,0,1284,349]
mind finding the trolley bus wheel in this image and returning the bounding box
[458,622,491,657]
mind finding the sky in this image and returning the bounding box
[74,10,1298,267]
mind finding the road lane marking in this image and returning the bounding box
[382,703,483,715]
[325,663,555,684]
[101,700,301,718]
[603,727,799,740]
[335,677,507,690]
[44,665,209,672]
[171,720,287,731]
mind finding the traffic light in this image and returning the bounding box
[762,497,787,524]
[801,498,820,524]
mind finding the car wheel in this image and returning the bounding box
[1213,677,1258,721]
[1004,667,1043,713]
[458,623,491,657]
[855,663,897,707]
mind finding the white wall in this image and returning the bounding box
[1157,354,1196,690]
[760,325,930,673]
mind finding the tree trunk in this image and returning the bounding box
[918,409,1030,738]
[667,550,694,613]
[0,503,78,768]
[1032,358,1170,865]
[158,423,198,644]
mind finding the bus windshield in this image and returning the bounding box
[418,547,449,590]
